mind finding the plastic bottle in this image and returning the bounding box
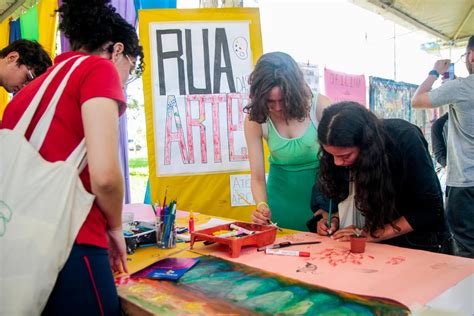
[189,210,195,233]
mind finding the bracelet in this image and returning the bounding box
[429,69,440,78]
[256,201,269,209]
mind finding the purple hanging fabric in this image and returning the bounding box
[110,0,137,27]
[118,106,131,203]
[110,0,138,204]
[57,0,71,52]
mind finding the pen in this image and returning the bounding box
[327,199,333,234]
[257,241,321,252]
[264,249,310,257]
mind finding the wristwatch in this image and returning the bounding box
[429,70,440,78]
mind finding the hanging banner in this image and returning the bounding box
[298,62,319,92]
[149,20,252,176]
[369,76,417,122]
[324,68,366,106]
[139,8,262,220]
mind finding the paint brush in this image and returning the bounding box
[236,192,253,206]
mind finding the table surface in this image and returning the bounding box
[117,204,474,316]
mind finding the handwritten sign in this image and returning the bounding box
[149,21,253,176]
[324,68,366,106]
[298,63,319,92]
[229,174,254,206]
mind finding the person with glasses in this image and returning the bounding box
[0,0,143,314]
[0,39,52,93]
[412,35,474,259]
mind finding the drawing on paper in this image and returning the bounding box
[118,256,409,315]
[296,262,318,274]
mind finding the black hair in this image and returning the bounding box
[243,51,311,124]
[318,101,398,237]
[58,0,143,74]
[0,39,52,77]
[467,35,474,51]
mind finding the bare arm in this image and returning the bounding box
[315,93,332,121]
[244,116,270,224]
[82,97,124,230]
[412,59,450,109]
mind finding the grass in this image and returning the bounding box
[128,156,149,203]
[128,157,148,169]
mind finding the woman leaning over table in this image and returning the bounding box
[0,0,143,314]
[315,101,452,254]
[244,51,332,231]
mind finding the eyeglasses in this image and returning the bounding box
[124,54,142,85]
[26,69,35,82]
[455,51,469,64]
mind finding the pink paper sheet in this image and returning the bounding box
[208,232,474,308]
[123,203,190,222]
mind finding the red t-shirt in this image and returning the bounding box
[1,51,126,248]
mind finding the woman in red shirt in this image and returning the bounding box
[1,0,143,314]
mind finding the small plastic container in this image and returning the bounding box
[350,235,368,253]
[156,215,176,249]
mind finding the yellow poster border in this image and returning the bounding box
[138,8,263,220]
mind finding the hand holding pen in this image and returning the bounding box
[316,211,339,236]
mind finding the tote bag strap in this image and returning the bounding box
[29,56,89,150]
[13,55,82,136]
[67,138,88,173]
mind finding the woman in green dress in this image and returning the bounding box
[244,52,331,231]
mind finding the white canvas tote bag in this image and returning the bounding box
[0,55,95,315]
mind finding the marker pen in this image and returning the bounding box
[264,248,310,257]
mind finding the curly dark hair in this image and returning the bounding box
[58,0,144,74]
[317,101,398,237]
[0,39,52,77]
[243,52,311,124]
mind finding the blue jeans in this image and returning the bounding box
[42,244,120,315]
[446,186,474,258]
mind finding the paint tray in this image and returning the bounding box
[190,221,277,258]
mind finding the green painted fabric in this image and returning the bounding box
[266,111,320,231]
[20,5,38,41]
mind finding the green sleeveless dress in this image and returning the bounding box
[265,108,320,231]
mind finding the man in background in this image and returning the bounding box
[0,39,52,93]
[431,112,448,168]
[412,35,474,258]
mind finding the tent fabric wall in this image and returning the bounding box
[0,17,10,117]
[0,0,57,119]
[38,0,58,58]
[19,5,38,41]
